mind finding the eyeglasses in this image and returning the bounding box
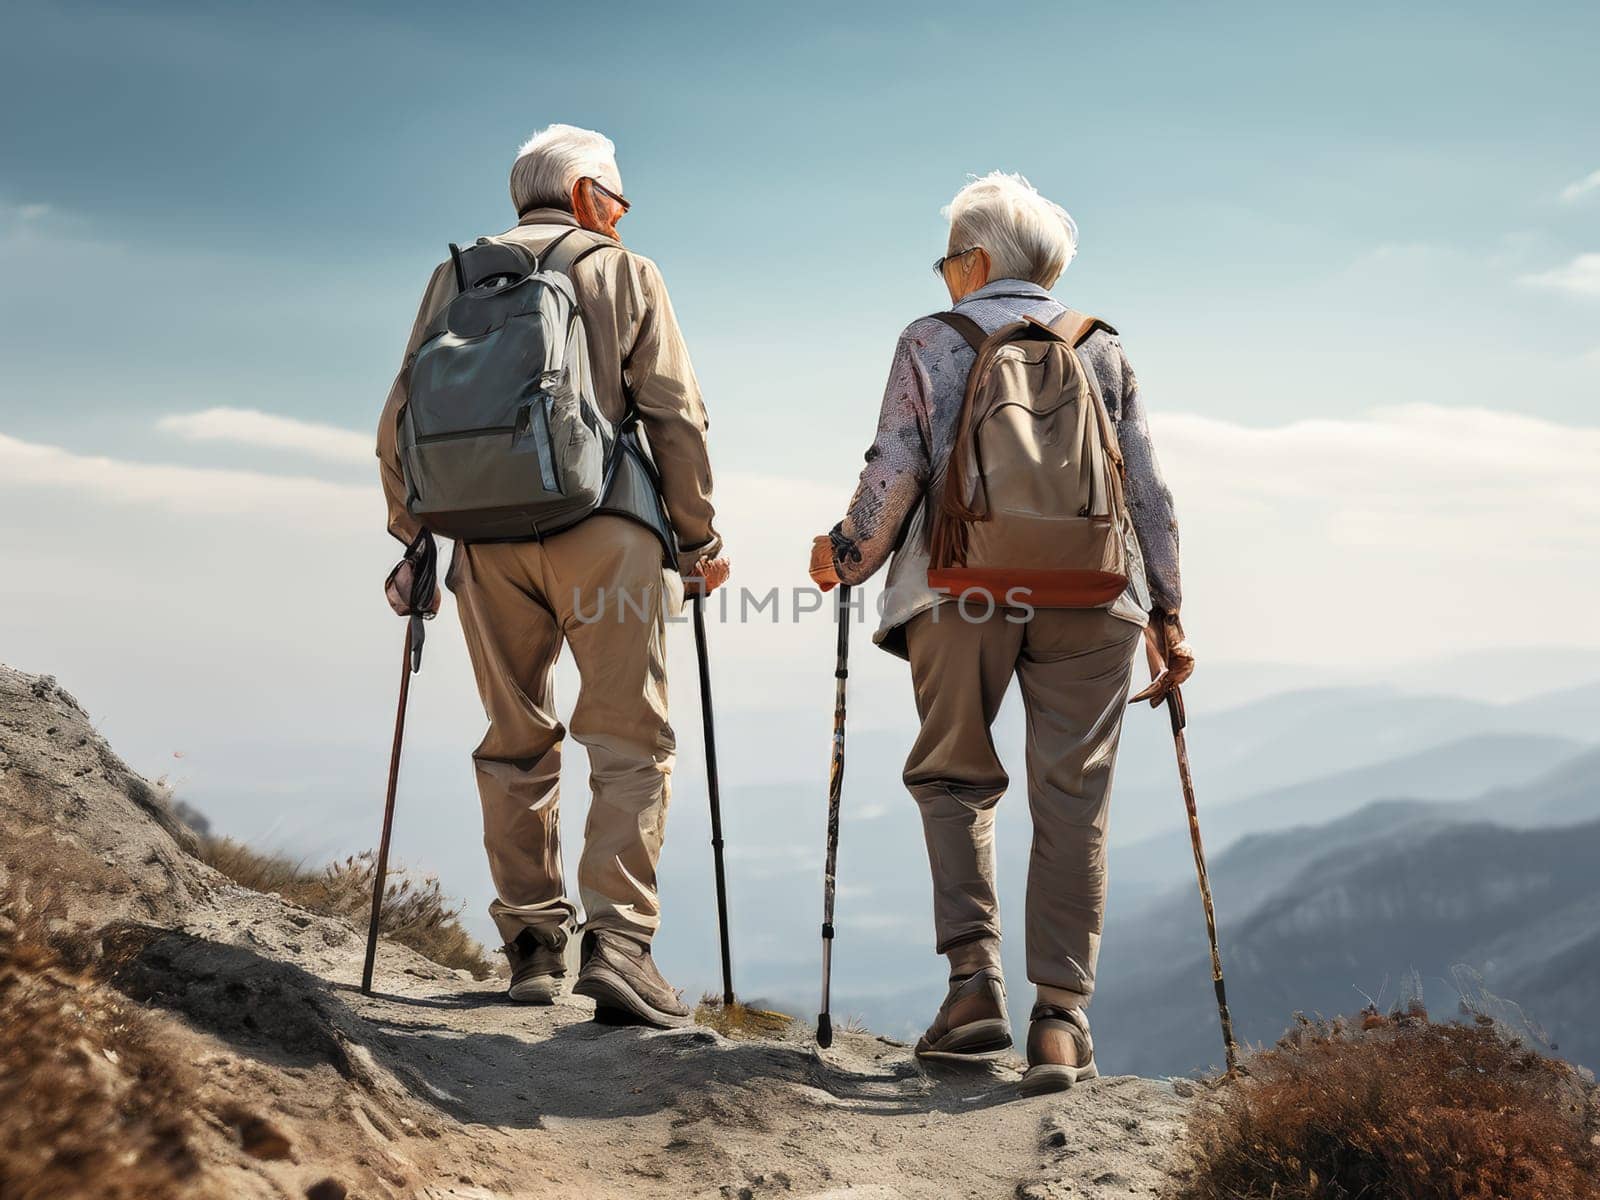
[933,246,980,277]
[589,178,631,214]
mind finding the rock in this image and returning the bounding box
[236,1114,294,1161]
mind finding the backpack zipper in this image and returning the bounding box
[415,423,516,444]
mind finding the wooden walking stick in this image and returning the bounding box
[816,583,852,1048]
[1136,638,1240,1074]
[362,531,436,996]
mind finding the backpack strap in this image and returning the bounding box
[928,311,988,352]
[1048,307,1118,347]
[541,227,622,276]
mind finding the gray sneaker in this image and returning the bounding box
[572,931,692,1028]
[504,929,565,1004]
[914,965,1013,1060]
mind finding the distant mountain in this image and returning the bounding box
[1103,682,1600,846]
[1466,745,1600,828]
[1093,767,1600,1076]
[1110,732,1583,902]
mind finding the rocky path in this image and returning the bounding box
[1,664,1192,1198]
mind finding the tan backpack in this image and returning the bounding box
[927,308,1129,608]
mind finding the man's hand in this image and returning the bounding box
[1130,611,1196,706]
[686,555,731,595]
[809,534,841,592]
[385,558,441,617]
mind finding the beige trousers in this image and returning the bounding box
[449,516,682,950]
[903,604,1142,1006]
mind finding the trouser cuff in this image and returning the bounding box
[946,937,1002,978]
[1035,983,1092,1011]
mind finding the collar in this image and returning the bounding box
[954,278,1054,306]
[516,206,580,229]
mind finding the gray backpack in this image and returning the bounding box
[397,230,674,556]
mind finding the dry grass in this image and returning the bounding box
[197,839,497,979]
[1172,1006,1600,1200]
[0,899,203,1200]
[694,993,795,1040]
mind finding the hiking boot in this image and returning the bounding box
[572,931,692,1029]
[914,966,1012,1060]
[503,929,565,1004]
[1020,1004,1099,1095]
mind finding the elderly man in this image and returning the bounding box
[377,124,728,1028]
[810,173,1193,1092]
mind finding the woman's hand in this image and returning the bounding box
[1130,611,1195,705]
[809,535,841,592]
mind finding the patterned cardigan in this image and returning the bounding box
[828,278,1181,656]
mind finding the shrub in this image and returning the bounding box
[197,839,497,979]
[1172,1007,1600,1200]
[694,994,793,1039]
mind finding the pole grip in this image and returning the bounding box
[817,1012,833,1049]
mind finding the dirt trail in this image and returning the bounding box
[1,664,1192,1199]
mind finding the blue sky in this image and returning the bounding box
[1,2,1597,995]
[4,0,1598,454]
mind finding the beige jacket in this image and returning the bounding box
[376,208,722,575]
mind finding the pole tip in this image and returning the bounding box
[816,1013,833,1048]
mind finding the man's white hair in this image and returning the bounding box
[944,172,1079,288]
[509,124,623,215]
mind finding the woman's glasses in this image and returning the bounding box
[932,246,980,277]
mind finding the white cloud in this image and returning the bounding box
[1155,404,1600,545]
[157,407,372,465]
[0,430,373,524]
[1559,169,1600,204]
[1520,253,1600,297]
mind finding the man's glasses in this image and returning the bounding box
[589,178,631,214]
[932,246,980,277]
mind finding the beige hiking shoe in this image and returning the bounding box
[572,931,692,1029]
[504,929,565,1004]
[914,966,1013,1060]
[1020,1004,1099,1095]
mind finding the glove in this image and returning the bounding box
[384,530,441,617]
[809,535,841,592]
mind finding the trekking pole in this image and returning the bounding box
[1136,639,1239,1074]
[816,584,851,1048]
[690,585,735,1007]
[361,531,436,996]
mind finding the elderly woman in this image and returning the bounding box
[810,173,1194,1094]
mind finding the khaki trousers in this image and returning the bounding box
[903,604,1142,1006]
[449,516,681,950]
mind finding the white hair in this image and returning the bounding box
[508,124,623,215]
[944,172,1079,288]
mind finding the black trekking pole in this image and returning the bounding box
[816,583,852,1048]
[361,530,436,996]
[690,585,735,1007]
[1133,640,1239,1074]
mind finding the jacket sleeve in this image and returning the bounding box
[617,255,722,575]
[376,260,457,545]
[829,331,932,586]
[1106,339,1182,614]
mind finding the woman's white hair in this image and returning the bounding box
[509,124,623,215]
[944,172,1079,288]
